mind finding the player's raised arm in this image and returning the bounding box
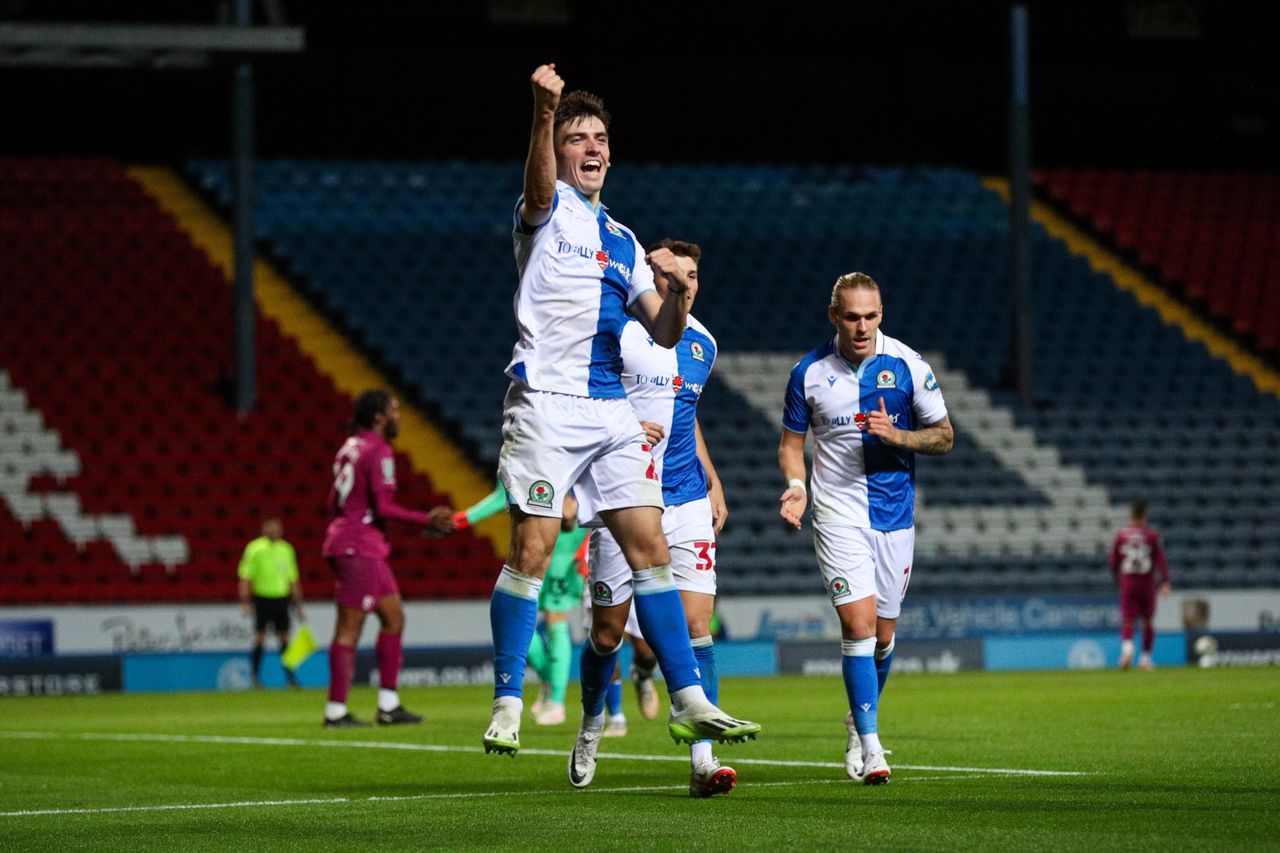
[778,429,808,530]
[520,64,563,230]
[632,247,691,348]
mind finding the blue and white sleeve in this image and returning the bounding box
[626,235,657,306]
[782,362,812,434]
[911,358,948,425]
[513,191,558,237]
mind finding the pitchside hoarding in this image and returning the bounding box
[1,591,1275,653]
[0,619,54,657]
[0,655,121,696]
[715,590,1280,642]
[778,638,985,675]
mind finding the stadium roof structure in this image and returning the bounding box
[0,22,303,68]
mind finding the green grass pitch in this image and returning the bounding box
[1,667,1278,851]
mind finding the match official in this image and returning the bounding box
[238,517,304,689]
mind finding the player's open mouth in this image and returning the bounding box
[582,160,602,174]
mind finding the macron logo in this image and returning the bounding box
[499,674,511,684]
[859,703,871,712]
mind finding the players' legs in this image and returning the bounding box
[489,509,558,709]
[533,610,571,724]
[601,661,627,736]
[583,600,630,719]
[326,603,367,722]
[835,596,880,731]
[682,589,718,767]
[870,527,912,700]
[582,406,757,744]
[628,628,660,721]
[1138,592,1157,670]
[273,626,299,687]
[527,619,550,683]
[1119,583,1138,669]
[490,385,593,750]
[569,598,628,787]
[666,498,734,793]
[818,523,886,781]
[874,618,896,696]
[250,628,266,688]
[602,505,704,701]
[373,593,409,715]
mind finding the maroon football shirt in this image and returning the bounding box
[1109,524,1170,586]
[322,429,431,559]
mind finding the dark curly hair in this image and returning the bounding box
[554,90,611,134]
[648,238,702,263]
[351,389,392,433]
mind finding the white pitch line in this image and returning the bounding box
[2,778,989,819]
[0,730,1088,777]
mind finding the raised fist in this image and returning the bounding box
[531,63,563,112]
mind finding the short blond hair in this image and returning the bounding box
[829,272,881,312]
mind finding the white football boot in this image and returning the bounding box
[482,698,522,756]
[859,750,891,785]
[568,716,604,788]
[631,668,660,720]
[689,758,738,798]
[669,699,761,745]
[844,712,864,779]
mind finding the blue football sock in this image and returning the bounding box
[691,636,718,705]
[580,637,620,718]
[692,635,717,746]
[875,636,895,697]
[842,638,878,735]
[489,566,541,699]
[631,567,700,693]
[605,676,624,716]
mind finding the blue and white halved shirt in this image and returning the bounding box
[506,181,656,399]
[618,315,717,507]
[782,331,947,531]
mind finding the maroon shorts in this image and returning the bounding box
[329,555,400,612]
[1119,577,1156,621]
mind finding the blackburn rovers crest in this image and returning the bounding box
[528,480,554,508]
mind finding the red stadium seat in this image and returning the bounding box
[0,156,499,605]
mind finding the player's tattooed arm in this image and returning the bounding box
[870,406,955,456]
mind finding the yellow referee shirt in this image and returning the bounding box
[237,537,299,599]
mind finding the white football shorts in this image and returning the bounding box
[580,579,643,639]
[498,383,663,521]
[589,497,717,607]
[812,523,915,618]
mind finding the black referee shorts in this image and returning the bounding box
[253,596,291,634]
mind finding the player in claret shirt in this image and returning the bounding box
[1109,500,1171,671]
[778,272,953,785]
[321,390,456,727]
